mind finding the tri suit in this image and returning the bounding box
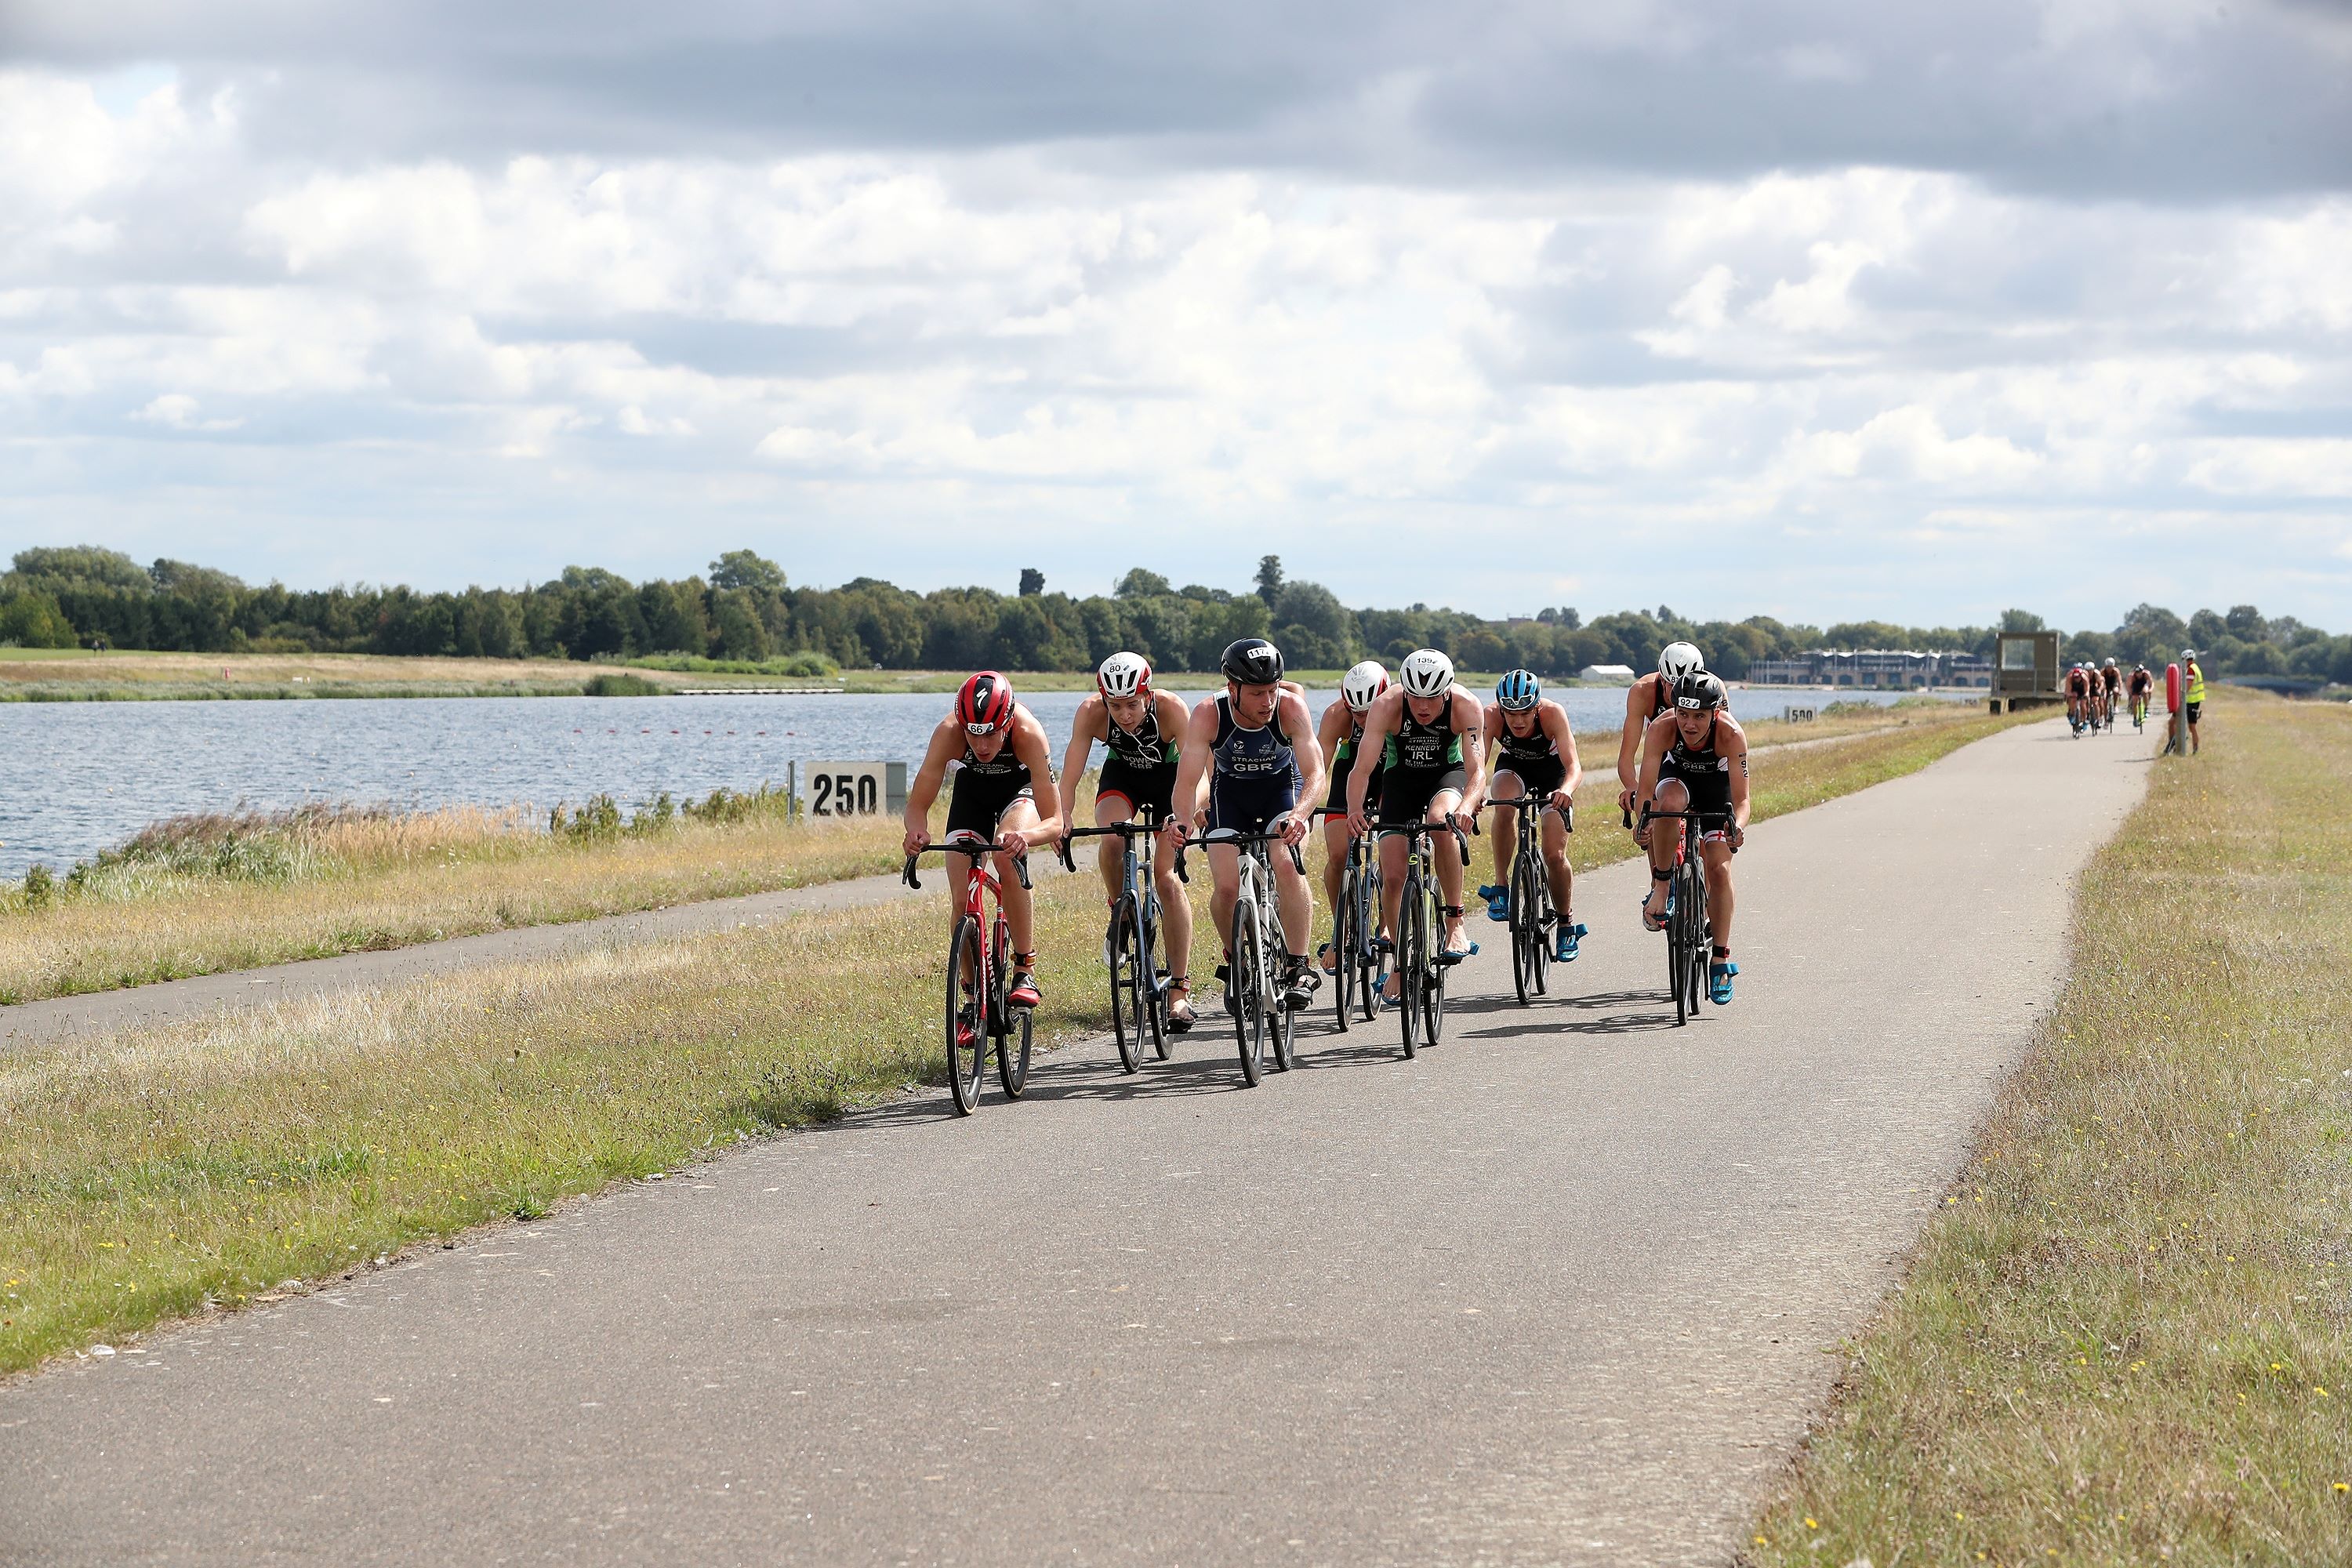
[1657,712,1735,837]
[1095,702,1180,824]
[945,740,1035,841]
[1492,714,1566,801]
[1325,713,1385,815]
[1205,695,1301,835]
[1379,702,1468,828]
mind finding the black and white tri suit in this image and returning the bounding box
[1203,695,1301,835]
[1655,712,1735,833]
[1377,702,1468,827]
[1492,714,1567,800]
[1094,702,1181,825]
[945,741,1036,841]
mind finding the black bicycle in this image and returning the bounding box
[1479,793,1570,1006]
[1312,807,1382,1031]
[1061,821,1185,1073]
[1178,822,1308,1087]
[1631,804,1734,1027]
[1379,815,1473,1058]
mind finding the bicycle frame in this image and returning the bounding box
[1377,815,1472,1058]
[1479,793,1565,1005]
[1176,822,1305,1087]
[905,834,1034,1114]
[1311,807,1381,1029]
[1632,804,1732,1026]
[1061,821,1184,1072]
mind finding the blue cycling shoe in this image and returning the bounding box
[1709,958,1739,1005]
[1555,921,1587,963]
[1478,884,1510,922]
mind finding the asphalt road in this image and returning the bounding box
[0,718,2153,1566]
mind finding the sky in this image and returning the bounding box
[2,0,2349,630]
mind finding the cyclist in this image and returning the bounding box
[902,670,1065,1010]
[2064,662,2091,733]
[1348,647,1487,1004]
[1315,659,1389,975]
[1162,638,1327,1011]
[1475,669,1588,963]
[2100,659,2122,727]
[1618,641,1705,839]
[1635,670,1751,1006]
[2127,661,2154,729]
[2182,648,2206,753]
[1057,651,1199,1033]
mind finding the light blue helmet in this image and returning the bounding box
[1495,669,1541,711]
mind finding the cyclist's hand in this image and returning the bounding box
[1160,815,1192,853]
[1617,786,1635,816]
[1347,804,1372,838]
[1279,813,1308,848]
[902,826,930,858]
[1729,822,1745,852]
[1549,788,1573,815]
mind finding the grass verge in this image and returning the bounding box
[1746,694,2352,1565]
[0,703,2042,1374]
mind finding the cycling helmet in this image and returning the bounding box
[1097,651,1151,699]
[1220,637,1284,685]
[1398,648,1454,699]
[1658,641,1705,681]
[1341,660,1389,713]
[2103,657,2117,668]
[2181,648,2197,662]
[956,670,1015,734]
[1495,669,1541,711]
[1672,670,1727,711]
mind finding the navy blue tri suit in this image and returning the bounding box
[1204,694,1301,834]
[1657,712,1734,836]
[1493,716,1566,800]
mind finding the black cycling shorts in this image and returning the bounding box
[1655,758,1733,830]
[2185,701,2203,724]
[1207,771,1300,836]
[945,768,1035,842]
[1494,755,1566,801]
[1097,757,1177,824]
[1326,748,1384,813]
[1378,766,1468,828]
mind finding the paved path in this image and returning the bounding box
[0,724,1900,1053]
[0,720,2152,1566]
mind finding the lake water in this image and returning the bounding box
[0,685,1958,878]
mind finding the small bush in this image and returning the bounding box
[581,672,663,697]
[23,863,56,909]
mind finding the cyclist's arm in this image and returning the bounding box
[1547,702,1584,801]
[1056,698,1104,832]
[1010,715,1063,848]
[1316,698,1349,774]
[1282,688,1327,809]
[902,721,959,855]
[1454,688,1489,817]
[1348,692,1399,822]
[1722,719,1752,832]
[1164,699,1218,837]
[1635,713,1669,809]
[1617,679,1648,798]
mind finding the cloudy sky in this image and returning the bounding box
[3,0,2348,627]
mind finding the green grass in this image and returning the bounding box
[1746,694,2352,1566]
[0,706,2043,1374]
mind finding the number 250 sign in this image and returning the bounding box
[804,762,884,817]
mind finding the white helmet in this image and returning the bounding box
[2181,648,2197,662]
[1658,641,1704,680]
[1399,648,1454,699]
[1341,660,1389,712]
[1096,651,1150,699]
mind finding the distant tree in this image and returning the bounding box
[1018,567,1046,597]
[710,588,771,661]
[1254,555,1284,611]
[1116,568,1171,600]
[0,590,78,648]
[2188,608,2228,649]
[1998,608,2045,633]
[709,550,786,594]
[9,545,152,595]
[2224,604,2268,641]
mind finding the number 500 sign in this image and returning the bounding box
[793,760,906,818]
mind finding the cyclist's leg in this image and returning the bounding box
[1699,832,1734,951]
[1319,755,1352,916]
[1425,777,1471,956]
[1484,770,1525,919]
[1093,777,1135,904]
[1539,801,1573,916]
[994,793,1044,1001]
[1642,776,1690,928]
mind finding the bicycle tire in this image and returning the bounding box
[999,1004,1033,1098]
[1268,895,1296,1073]
[1668,859,1692,1026]
[1232,897,1266,1087]
[1423,888,1447,1047]
[1110,893,1142,1073]
[1398,870,1424,1058]
[1137,892,1168,1061]
[1356,864,1381,1022]
[990,921,1031,1095]
[1509,848,1537,1006]
[1530,852,1552,998]
[1679,859,1707,1023]
[1332,869,1355,1033]
[945,915,987,1115]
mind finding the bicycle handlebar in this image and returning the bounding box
[1171,826,1308,877]
[1479,794,1573,834]
[1057,822,1186,882]
[902,840,1034,891]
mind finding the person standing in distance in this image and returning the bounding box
[2181,648,2207,753]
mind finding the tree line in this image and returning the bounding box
[2,544,2343,685]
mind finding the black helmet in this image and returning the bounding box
[1672,670,1727,711]
[1220,637,1284,685]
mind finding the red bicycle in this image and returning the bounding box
[904,833,1034,1115]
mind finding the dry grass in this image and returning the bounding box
[1746,694,2352,1566]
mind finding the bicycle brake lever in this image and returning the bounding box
[902,855,923,891]
[1056,835,1076,874]
[1013,851,1033,891]
[1287,842,1306,875]
[1174,851,1190,884]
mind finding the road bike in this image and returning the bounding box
[1632,804,1735,1027]
[1179,820,1307,1087]
[2131,693,2150,733]
[1059,821,1184,1073]
[1479,793,1570,1007]
[1378,815,1472,1058]
[1312,807,1382,1032]
[905,833,1034,1115]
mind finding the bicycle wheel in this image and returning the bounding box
[1668,860,1693,1026]
[1109,893,1142,1073]
[991,922,1032,1097]
[1356,863,1382,1022]
[1268,901,1296,1073]
[1232,898,1266,1087]
[1529,849,1552,997]
[1422,887,1447,1047]
[1509,849,1537,1006]
[1331,872,1355,1033]
[945,915,987,1115]
[1397,871,1425,1058]
[1136,892,1168,1061]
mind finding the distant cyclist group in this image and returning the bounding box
[901,637,1752,1109]
[2065,653,2194,746]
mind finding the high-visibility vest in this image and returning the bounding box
[2184,662,2206,704]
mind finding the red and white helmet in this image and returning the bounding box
[1097,651,1151,699]
[955,670,1015,735]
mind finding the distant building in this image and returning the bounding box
[1748,651,1994,690]
[1577,664,1637,684]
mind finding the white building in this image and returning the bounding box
[1577,664,1637,684]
